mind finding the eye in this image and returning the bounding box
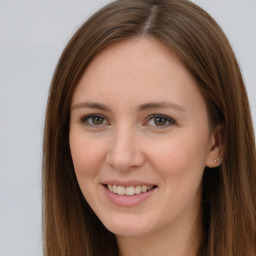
[81,114,109,127]
[145,114,176,128]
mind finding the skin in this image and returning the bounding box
[69,38,222,256]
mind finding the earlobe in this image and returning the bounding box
[205,125,224,168]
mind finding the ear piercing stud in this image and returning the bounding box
[214,157,221,164]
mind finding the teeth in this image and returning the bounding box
[117,185,126,195]
[126,186,135,196]
[135,186,142,194]
[107,184,154,196]
[142,185,147,193]
[113,185,118,193]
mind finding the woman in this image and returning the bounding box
[42,0,256,255]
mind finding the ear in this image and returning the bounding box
[205,125,224,168]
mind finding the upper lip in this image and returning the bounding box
[102,180,157,187]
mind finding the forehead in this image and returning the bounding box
[72,37,206,114]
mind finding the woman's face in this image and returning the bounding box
[69,38,220,239]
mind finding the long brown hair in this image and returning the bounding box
[42,0,256,255]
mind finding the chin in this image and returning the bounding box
[101,214,153,238]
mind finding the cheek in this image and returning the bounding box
[69,133,107,178]
[147,130,209,178]
[146,133,208,219]
[69,133,108,207]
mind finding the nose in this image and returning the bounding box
[106,126,145,171]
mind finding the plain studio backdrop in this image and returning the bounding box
[0,0,255,255]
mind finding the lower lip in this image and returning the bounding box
[102,185,157,207]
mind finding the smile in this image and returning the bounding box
[106,184,155,196]
[102,182,158,207]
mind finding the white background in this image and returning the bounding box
[0,1,255,255]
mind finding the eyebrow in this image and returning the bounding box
[137,102,185,112]
[71,102,111,111]
[71,101,184,112]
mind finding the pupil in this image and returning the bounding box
[155,117,166,126]
[93,116,103,125]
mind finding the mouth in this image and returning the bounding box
[104,184,157,196]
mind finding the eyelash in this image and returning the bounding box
[80,114,109,127]
[80,114,176,128]
[145,114,176,128]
